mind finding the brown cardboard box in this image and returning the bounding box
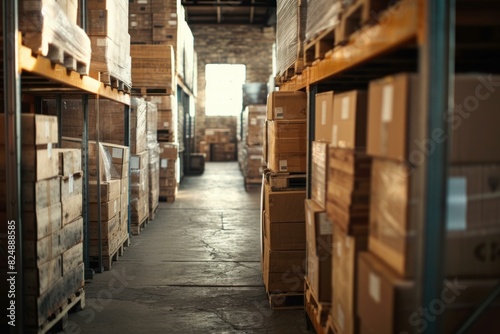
[101,143,130,165]
[21,178,61,212]
[263,238,305,293]
[62,242,83,276]
[61,193,83,225]
[332,90,367,149]
[357,252,500,334]
[311,141,328,209]
[159,143,178,160]
[247,105,267,146]
[267,120,307,173]
[264,212,305,250]
[315,91,334,143]
[60,173,83,198]
[0,114,58,146]
[367,73,500,163]
[267,91,307,120]
[53,217,84,256]
[22,202,62,241]
[130,151,149,171]
[55,148,81,177]
[89,197,120,221]
[157,111,173,129]
[89,179,121,203]
[25,256,62,296]
[20,148,60,181]
[305,199,332,257]
[332,225,368,334]
[265,182,306,223]
[89,215,120,239]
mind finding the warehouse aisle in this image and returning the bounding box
[64,162,311,334]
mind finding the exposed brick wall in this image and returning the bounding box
[191,24,275,151]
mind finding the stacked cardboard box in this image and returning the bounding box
[146,101,160,218]
[147,95,178,143]
[129,0,178,46]
[240,105,267,185]
[18,0,91,75]
[130,45,176,95]
[200,128,236,162]
[130,150,149,234]
[265,91,307,173]
[87,0,132,87]
[0,115,85,329]
[316,89,371,334]
[87,142,130,266]
[357,73,500,332]
[159,143,179,202]
[262,181,306,293]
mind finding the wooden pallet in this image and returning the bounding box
[149,202,159,220]
[131,215,149,235]
[131,86,174,96]
[244,176,262,192]
[268,292,304,310]
[26,288,85,334]
[89,234,129,271]
[31,40,89,75]
[304,23,339,67]
[159,195,176,203]
[275,59,305,85]
[336,0,390,44]
[266,172,307,191]
[96,72,132,93]
[304,278,331,334]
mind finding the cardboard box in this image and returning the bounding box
[25,256,62,296]
[264,213,305,250]
[267,91,307,120]
[370,159,500,278]
[307,252,331,303]
[20,178,61,212]
[101,143,130,165]
[22,202,62,241]
[130,151,149,171]
[315,91,334,142]
[89,179,121,203]
[0,114,58,146]
[53,148,82,176]
[111,162,129,179]
[89,214,120,239]
[332,90,367,149]
[367,73,500,162]
[61,194,83,226]
[332,225,368,334]
[89,197,120,221]
[159,143,178,160]
[60,173,83,198]
[61,242,83,276]
[305,199,332,257]
[157,111,173,130]
[311,141,328,208]
[267,120,307,173]
[357,252,500,334]
[21,148,60,181]
[53,216,84,256]
[263,238,305,293]
[265,182,306,223]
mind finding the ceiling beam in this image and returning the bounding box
[217,0,221,23]
[250,0,255,23]
[181,1,274,7]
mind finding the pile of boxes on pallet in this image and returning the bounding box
[129,99,150,234]
[146,101,160,218]
[86,0,132,87]
[239,105,267,186]
[0,115,85,330]
[159,142,179,202]
[261,92,308,300]
[200,129,236,162]
[86,142,130,269]
[302,72,500,333]
[17,0,91,75]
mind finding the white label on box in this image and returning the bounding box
[131,22,138,27]
[69,175,74,194]
[332,125,338,146]
[249,155,261,160]
[250,118,257,126]
[168,20,177,26]
[164,122,170,128]
[45,120,50,138]
[319,213,332,235]
[337,305,345,332]
[275,107,284,119]
[446,177,467,231]
[47,143,52,159]
[381,84,394,122]
[130,156,140,170]
[206,129,215,135]
[97,38,107,47]
[341,96,350,120]
[279,160,288,171]
[369,272,381,303]
[161,159,168,168]
[321,101,327,125]
[112,148,122,159]
[138,0,148,3]
[170,13,177,18]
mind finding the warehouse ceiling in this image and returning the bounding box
[181,0,276,25]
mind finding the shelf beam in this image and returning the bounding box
[19,44,130,105]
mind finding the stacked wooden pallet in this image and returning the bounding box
[0,115,85,333]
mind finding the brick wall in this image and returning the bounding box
[191,24,275,151]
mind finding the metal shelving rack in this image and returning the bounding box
[277,0,500,332]
[3,2,131,331]
[176,74,196,178]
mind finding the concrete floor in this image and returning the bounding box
[64,162,313,334]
